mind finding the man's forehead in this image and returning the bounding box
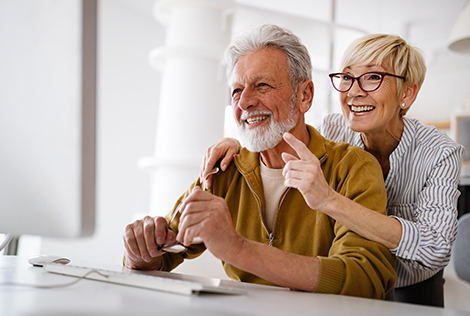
[230,51,288,86]
[230,72,277,86]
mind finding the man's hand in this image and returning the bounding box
[177,186,244,261]
[281,132,337,212]
[123,216,177,270]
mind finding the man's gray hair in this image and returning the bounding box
[223,24,312,93]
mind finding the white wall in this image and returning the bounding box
[40,0,164,264]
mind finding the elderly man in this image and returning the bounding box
[123,24,395,299]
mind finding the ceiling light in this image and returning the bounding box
[449,1,470,53]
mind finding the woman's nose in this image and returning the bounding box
[347,79,365,98]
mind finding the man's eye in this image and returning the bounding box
[232,88,242,97]
[257,83,271,88]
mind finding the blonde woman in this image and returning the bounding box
[201,34,466,306]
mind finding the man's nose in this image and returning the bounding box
[237,87,258,111]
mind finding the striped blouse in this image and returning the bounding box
[317,113,466,288]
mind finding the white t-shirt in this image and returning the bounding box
[259,160,286,232]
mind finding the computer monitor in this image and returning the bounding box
[0,0,96,239]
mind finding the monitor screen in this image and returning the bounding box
[0,0,96,238]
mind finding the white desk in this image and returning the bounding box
[1,256,468,316]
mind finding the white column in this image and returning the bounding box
[140,0,234,216]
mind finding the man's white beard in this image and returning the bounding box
[237,106,299,152]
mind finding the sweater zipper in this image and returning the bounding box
[234,163,273,246]
[269,154,326,246]
[268,232,275,246]
[235,151,328,248]
[268,187,290,246]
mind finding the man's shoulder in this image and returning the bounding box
[307,124,375,164]
[211,148,258,184]
[324,137,377,164]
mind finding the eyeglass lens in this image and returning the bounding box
[331,73,384,92]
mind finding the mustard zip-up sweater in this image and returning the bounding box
[162,125,396,299]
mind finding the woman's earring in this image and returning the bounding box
[401,103,406,108]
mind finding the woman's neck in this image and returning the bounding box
[361,117,404,178]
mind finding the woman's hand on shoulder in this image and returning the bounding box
[200,137,240,189]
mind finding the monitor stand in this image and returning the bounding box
[3,235,19,255]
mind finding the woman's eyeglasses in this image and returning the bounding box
[329,72,405,93]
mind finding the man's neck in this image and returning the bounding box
[260,124,310,169]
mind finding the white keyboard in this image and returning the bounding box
[44,263,245,296]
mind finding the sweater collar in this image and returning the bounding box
[306,124,328,164]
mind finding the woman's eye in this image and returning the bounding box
[367,74,382,81]
[342,75,352,81]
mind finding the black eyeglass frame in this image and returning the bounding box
[328,72,406,93]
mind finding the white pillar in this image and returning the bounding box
[140,0,234,216]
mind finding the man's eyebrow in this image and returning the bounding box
[231,75,275,86]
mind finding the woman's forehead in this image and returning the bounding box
[343,63,387,73]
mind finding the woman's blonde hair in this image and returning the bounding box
[340,34,426,115]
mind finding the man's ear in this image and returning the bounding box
[297,80,314,113]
